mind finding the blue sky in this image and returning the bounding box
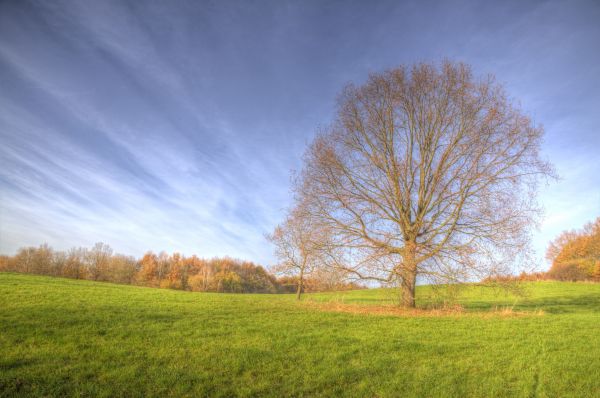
[1,0,599,268]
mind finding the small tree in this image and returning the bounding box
[139,251,159,285]
[86,242,112,281]
[214,270,243,293]
[63,248,86,279]
[31,244,54,275]
[268,205,326,300]
[547,217,600,280]
[14,247,36,273]
[109,255,138,284]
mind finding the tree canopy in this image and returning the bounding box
[547,217,600,281]
[293,61,553,307]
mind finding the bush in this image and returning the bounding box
[548,262,590,281]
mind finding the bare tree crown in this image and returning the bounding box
[296,61,553,304]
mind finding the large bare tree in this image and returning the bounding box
[296,61,553,307]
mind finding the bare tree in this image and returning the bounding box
[267,205,326,300]
[64,247,86,279]
[14,247,36,273]
[296,61,554,307]
[87,242,113,281]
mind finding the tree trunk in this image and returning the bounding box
[400,241,417,308]
[296,268,305,300]
[401,269,417,308]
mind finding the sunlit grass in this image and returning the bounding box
[308,281,600,314]
[1,273,599,397]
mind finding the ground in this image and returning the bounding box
[0,273,599,397]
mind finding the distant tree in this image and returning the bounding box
[593,262,600,282]
[63,248,87,279]
[547,217,600,281]
[214,270,243,293]
[185,255,206,291]
[30,244,54,275]
[13,247,36,273]
[108,255,138,284]
[0,255,10,271]
[165,253,189,290]
[268,204,328,300]
[157,251,171,286]
[296,61,553,307]
[304,267,351,292]
[275,276,300,293]
[189,257,213,292]
[86,242,113,281]
[238,262,278,293]
[547,263,589,281]
[139,252,159,285]
[52,250,67,276]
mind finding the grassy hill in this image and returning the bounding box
[1,273,599,397]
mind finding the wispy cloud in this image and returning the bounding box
[1,0,599,267]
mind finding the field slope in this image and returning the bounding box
[1,273,599,397]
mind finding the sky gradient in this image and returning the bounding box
[1,0,599,268]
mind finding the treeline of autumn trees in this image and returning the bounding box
[545,217,600,281]
[486,217,600,283]
[0,242,362,293]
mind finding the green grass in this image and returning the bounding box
[1,273,599,397]
[309,282,600,314]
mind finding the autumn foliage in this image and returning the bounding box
[484,217,600,283]
[0,243,361,293]
[546,217,600,281]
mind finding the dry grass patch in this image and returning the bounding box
[303,301,544,318]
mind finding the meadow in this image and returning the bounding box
[1,272,599,397]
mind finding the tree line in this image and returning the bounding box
[0,242,362,293]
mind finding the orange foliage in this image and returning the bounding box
[547,217,600,281]
[139,252,159,286]
[1,243,285,293]
[484,217,600,283]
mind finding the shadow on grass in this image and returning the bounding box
[516,294,600,314]
[0,358,38,371]
[463,293,600,314]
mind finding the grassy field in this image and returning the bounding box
[1,273,599,397]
